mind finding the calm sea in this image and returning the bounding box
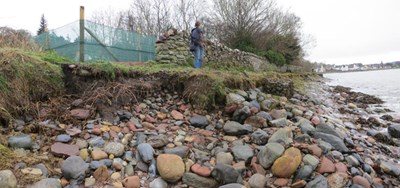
[324,69,400,113]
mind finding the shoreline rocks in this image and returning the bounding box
[2,80,400,188]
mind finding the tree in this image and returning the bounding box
[37,14,48,35]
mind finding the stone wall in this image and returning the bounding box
[155,32,272,71]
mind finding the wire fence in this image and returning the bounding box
[35,20,157,62]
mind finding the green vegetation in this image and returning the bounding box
[261,50,287,67]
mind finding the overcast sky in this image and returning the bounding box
[0,0,399,65]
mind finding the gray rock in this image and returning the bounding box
[303,154,319,170]
[103,142,125,156]
[232,106,251,123]
[269,109,287,120]
[0,170,17,188]
[147,135,169,148]
[297,118,316,134]
[256,111,272,122]
[305,175,328,188]
[294,165,313,180]
[137,143,154,163]
[8,134,33,149]
[380,161,400,176]
[223,121,252,136]
[149,177,168,188]
[294,134,312,143]
[318,139,333,153]
[125,164,134,176]
[251,130,268,145]
[34,163,48,177]
[388,124,400,138]
[249,100,260,110]
[89,161,102,170]
[248,173,267,188]
[346,155,360,167]
[268,127,293,145]
[88,137,105,148]
[219,183,245,188]
[257,143,285,169]
[269,118,289,127]
[211,164,240,185]
[226,93,246,105]
[260,99,273,111]
[190,116,209,128]
[61,156,89,182]
[316,124,342,139]
[314,132,348,152]
[216,152,234,165]
[164,146,189,158]
[123,151,135,162]
[182,173,218,188]
[55,134,72,143]
[135,132,147,146]
[231,144,253,162]
[28,178,61,188]
[331,150,344,161]
[75,139,88,149]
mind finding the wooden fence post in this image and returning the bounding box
[79,6,85,62]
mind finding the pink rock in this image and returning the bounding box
[190,164,211,177]
[142,122,156,130]
[126,121,137,131]
[51,142,79,156]
[335,162,348,173]
[318,156,336,174]
[307,145,322,157]
[352,176,371,188]
[311,116,321,125]
[66,127,81,136]
[70,109,90,120]
[92,127,102,135]
[198,130,214,137]
[144,115,156,123]
[274,178,289,186]
[171,110,184,120]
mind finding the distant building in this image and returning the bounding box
[315,64,326,73]
[340,65,349,71]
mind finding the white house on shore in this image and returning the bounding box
[340,65,349,71]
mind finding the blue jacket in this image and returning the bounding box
[191,28,203,46]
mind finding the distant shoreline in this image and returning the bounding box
[322,67,400,74]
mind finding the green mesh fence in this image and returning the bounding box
[35,20,156,62]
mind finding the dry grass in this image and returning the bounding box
[0,27,40,51]
[0,48,64,122]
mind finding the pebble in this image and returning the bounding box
[0,170,17,188]
[327,172,348,188]
[156,154,185,182]
[137,143,154,163]
[191,163,211,177]
[28,178,62,188]
[258,142,285,169]
[123,176,140,188]
[61,156,89,182]
[248,173,267,188]
[51,142,79,156]
[8,134,33,149]
[305,175,328,188]
[91,149,108,160]
[216,152,234,165]
[268,127,293,145]
[103,142,125,156]
[55,134,72,143]
[84,178,96,187]
[182,172,218,188]
[352,175,371,188]
[271,147,302,178]
[223,121,252,136]
[251,130,268,145]
[211,164,239,185]
[303,154,320,170]
[318,156,336,174]
[149,177,168,188]
[231,144,253,162]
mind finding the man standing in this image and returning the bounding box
[190,21,205,68]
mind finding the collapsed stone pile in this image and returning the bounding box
[156,32,269,71]
[1,80,400,188]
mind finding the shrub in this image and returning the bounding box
[261,50,286,66]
